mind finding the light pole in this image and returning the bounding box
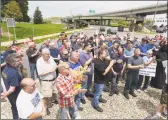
[152,0,159,26]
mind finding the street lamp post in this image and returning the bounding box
[152,0,159,26]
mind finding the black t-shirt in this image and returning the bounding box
[26,48,39,63]
[94,58,112,84]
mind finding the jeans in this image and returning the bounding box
[8,94,19,120]
[29,63,37,79]
[85,74,93,95]
[111,75,119,93]
[137,75,150,90]
[59,105,78,119]
[124,70,139,95]
[93,83,104,107]
[75,76,87,108]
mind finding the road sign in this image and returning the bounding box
[89,10,95,13]
[6,18,15,27]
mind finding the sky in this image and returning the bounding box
[28,1,167,18]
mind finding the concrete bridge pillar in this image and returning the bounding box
[135,14,146,31]
[103,20,106,26]
[108,20,111,26]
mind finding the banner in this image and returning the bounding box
[139,63,157,77]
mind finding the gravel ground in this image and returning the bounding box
[1,81,166,119]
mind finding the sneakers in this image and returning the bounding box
[129,91,137,97]
[115,91,119,95]
[81,99,86,104]
[124,94,129,99]
[109,92,114,96]
[103,87,109,92]
[99,98,107,103]
[143,89,148,92]
[93,106,103,112]
[78,107,84,111]
[137,89,142,92]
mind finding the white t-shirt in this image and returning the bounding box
[143,56,153,64]
[36,56,57,80]
[16,89,43,119]
[162,60,167,84]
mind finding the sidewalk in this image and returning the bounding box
[1,29,84,46]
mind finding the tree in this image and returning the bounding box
[118,20,128,27]
[4,1,23,21]
[1,0,30,22]
[138,23,143,31]
[16,0,30,22]
[33,7,43,24]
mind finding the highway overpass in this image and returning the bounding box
[62,3,167,31]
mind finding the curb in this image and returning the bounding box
[1,29,84,46]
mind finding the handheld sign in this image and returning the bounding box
[139,63,157,77]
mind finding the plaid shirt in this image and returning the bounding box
[56,74,74,108]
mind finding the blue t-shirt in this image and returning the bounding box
[49,48,59,58]
[108,41,113,47]
[69,61,81,70]
[138,44,148,54]
[1,65,23,97]
[79,51,93,75]
[124,48,135,57]
[146,43,155,50]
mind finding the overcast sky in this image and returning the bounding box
[28,1,167,18]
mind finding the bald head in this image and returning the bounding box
[134,48,141,56]
[21,78,36,93]
[42,48,50,54]
[21,78,34,88]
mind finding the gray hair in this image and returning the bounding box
[5,53,19,67]
[42,48,50,54]
[147,50,153,54]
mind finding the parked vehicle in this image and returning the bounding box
[118,25,124,32]
[107,28,117,34]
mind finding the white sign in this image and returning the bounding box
[162,60,167,68]
[6,18,15,27]
[139,63,157,77]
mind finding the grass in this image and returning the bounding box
[1,32,73,52]
[110,23,129,27]
[136,31,156,35]
[1,22,66,42]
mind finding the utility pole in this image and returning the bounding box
[152,0,159,26]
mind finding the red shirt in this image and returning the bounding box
[56,74,74,108]
[60,45,65,53]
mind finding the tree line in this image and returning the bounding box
[1,0,43,24]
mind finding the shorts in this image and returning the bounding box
[160,84,168,107]
[40,81,56,98]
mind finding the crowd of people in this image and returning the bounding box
[0,31,167,119]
